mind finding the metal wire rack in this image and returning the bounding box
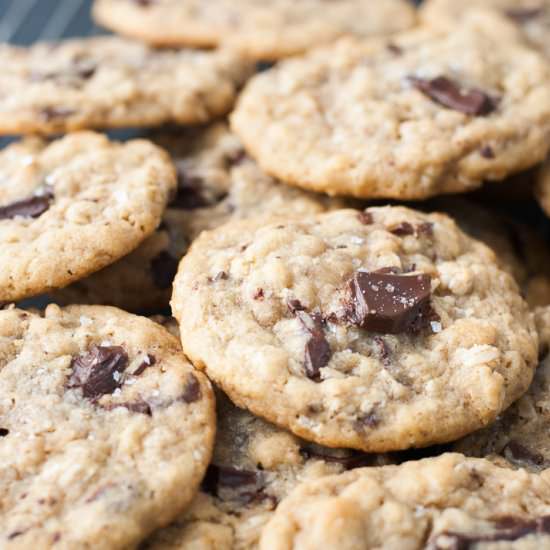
[0,0,101,45]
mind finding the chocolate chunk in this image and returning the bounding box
[0,193,53,221]
[31,61,96,83]
[171,166,227,210]
[150,251,179,290]
[39,106,76,121]
[417,223,434,237]
[288,299,306,314]
[480,145,495,159]
[390,222,414,236]
[181,373,201,403]
[134,0,156,6]
[224,149,247,168]
[133,354,156,376]
[256,61,276,72]
[67,346,128,400]
[505,8,543,23]
[429,515,550,549]
[201,465,269,505]
[300,446,375,470]
[387,42,403,55]
[103,399,152,415]
[374,336,391,366]
[0,428,8,437]
[8,531,25,540]
[409,76,497,116]
[355,411,380,430]
[296,311,332,381]
[345,271,434,334]
[208,271,229,283]
[357,211,373,225]
[504,440,545,466]
[253,288,264,300]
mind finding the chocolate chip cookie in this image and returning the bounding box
[231,11,550,199]
[0,36,252,135]
[0,304,215,549]
[171,206,538,452]
[93,0,417,61]
[142,392,391,550]
[55,124,347,312]
[422,0,550,59]
[0,132,176,302]
[259,453,550,550]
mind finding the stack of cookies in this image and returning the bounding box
[3,1,550,548]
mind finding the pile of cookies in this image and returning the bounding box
[3,0,550,548]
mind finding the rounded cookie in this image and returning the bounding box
[0,132,176,302]
[427,198,550,308]
[55,124,347,313]
[92,0,417,61]
[259,453,550,550]
[142,392,392,550]
[171,206,538,452]
[453,306,550,472]
[231,11,550,199]
[422,0,550,59]
[0,36,252,135]
[0,304,215,549]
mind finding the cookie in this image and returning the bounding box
[536,158,550,218]
[0,36,252,135]
[231,11,550,199]
[422,0,550,59]
[171,206,538,452]
[427,198,550,308]
[259,453,550,550]
[0,304,215,548]
[55,124,347,313]
[0,132,176,302]
[142,392,392,550]
[452,306,550,472]
[92,0,417,61]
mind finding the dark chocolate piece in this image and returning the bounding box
[0,428,8,437]
[504,440,545,466]
[39,106,77,121]
[0,193,53,221]
[480,145,495,159]
[133,354,156,376]
[67,345,128,400]
[357,211,373,225]
[355,411,380,429]
[181,373,201,403]
[387,42,403,55]
[374,336,391,366]
[390,222,414,236]
[253,288,265,300]
[201,465,269,504]
[505,8,543,23]
[150,251,179,290]
[171,166,227,210]
[297,311,332,381]
[429,515,550,549]
[288,299,306,314]
[345,271,433,334]
[410,76,497,116]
